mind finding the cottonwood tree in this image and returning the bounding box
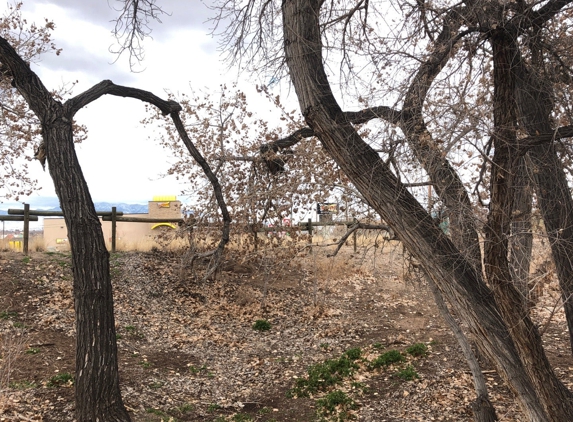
[0,9,230,421]
[204,0,573,420]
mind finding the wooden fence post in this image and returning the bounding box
[308,218,313,252]
[23,203,30,255]
[111,207,117,253]
[353,218,357,253]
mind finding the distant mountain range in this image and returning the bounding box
[0,200,149,216]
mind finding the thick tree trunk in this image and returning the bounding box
[484,29,573,421]
[45,121,130,421]
[0,37,130,421]
[529,144,573,352]
[281,1,573,419]
[510,156,533,303]
[514,62,573,352]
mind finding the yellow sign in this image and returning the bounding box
[152,195,177,202]
[151,223,176,230]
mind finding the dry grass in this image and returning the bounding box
[110,236,189,252]
[29,236,45,252]
[0,329,27,412]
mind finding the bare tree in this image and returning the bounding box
[206,0,573,420]
[108,0,573,419]
[0,19,230,422]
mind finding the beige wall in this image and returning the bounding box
[43,200,182,251]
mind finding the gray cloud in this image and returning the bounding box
[32,0,215,37]
[35,39,138,87]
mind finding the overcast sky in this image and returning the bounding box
[6,0,244,205]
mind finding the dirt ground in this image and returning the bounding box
[0,241,572,421]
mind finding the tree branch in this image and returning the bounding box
[519,125,573,150]
[326,222,394,257]
[65,80,181,116]
[260,106,402,153]
[170,112,231,279]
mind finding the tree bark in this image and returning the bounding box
[509,155,533,303]
[484,27,573,421]
[46,122,130,421]
[282,1,573,419]
[394,12,496,418]
[514,60,573,352]
[426,276,498,422]
[0,37,130,420]
[400,13,482,269]
[529,142,573,352]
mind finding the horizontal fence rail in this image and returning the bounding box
[5,205,389,255]
[8,209,124,217]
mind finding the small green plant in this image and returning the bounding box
[145,407,167,416]
[232,413,253,421]
[252,319,271,331]
[123,325,145,339]
[372,342,383,349]
[316,390,357,421]
[0,310,17,320]
[22,256,30,264]
[343,348,362,360]
[139,360,152,368]
[176,403,194,414]
[320,343,330,350]
[369,350,404,369]
[188,364,210,377]
[149,381,164,389]
[47,372,74,387]
[258,407,271,414]
[207,403,220,412]
[9,380,37,389]
[115,334,122,340]
[396,364,419,381]
[26,347,40,354]
[289,354,359,397]
[350,381,370,393]
[406,343,428,357]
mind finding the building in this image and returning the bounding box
[43,196,182,251]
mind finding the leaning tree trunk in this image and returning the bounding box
[281,1,573,420]
[396,13,495,419]
[509,155,533,303]
[0,37,131,421]
[426,277,498,421]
